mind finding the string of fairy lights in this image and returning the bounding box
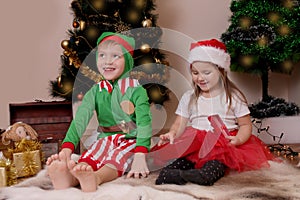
[252,119,300,161]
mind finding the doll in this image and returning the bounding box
[1,122,38,145]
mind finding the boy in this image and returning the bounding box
[46,32,152,192]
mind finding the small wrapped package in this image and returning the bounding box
[13,150,41,178]
[0,151,17,187]
[0,167,7,187]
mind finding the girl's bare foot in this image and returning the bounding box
[69,160,98,192]
[47,154,78,189]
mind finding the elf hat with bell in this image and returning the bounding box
[188,39,231,70]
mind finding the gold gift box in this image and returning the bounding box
[13,150,41,178]
[0,167,7,187]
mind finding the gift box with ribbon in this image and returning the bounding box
[7,139,43,178]
[12,150,42,177]
[0,151,17,187]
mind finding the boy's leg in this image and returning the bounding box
[47,153,78,189]
[95,164,119,184]
[70,134,134,192]
[69,161,118,193]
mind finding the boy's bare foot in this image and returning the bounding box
[69,160,98,192]
[47,154,78,189]
[46,154,59,166]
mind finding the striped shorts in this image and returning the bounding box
[78,134,136,176]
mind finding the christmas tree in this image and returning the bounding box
[49,0,169,105]
[221,0,300,118]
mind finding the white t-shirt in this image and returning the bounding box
[175,90,250,131]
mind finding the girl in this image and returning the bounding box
[153,39,276,186]
[46,32,152,192]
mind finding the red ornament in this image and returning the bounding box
[73,19,80,28]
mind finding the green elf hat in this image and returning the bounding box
[97,32,135,55]
[96,32,136,78]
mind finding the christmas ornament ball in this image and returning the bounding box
[140,43,151,53]
[73,20,80,28]
[61,40,69,50]
[142,19,152,27]
[57,75,62,88]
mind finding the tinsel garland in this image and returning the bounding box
[221,24,276,44]
[221,0,300,74]
[7,139,42,155]
[249,96,300,119]
[79,64,104,83]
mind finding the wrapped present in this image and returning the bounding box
[13,150,41,177]
[0,151,17,187]
[0,167,6,187]
[7,139,43,178]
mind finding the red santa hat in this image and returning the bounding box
[188,39,231,70]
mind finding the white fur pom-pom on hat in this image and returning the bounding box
[188,39,231,70]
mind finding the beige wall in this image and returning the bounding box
[0,0,73,128]
[1,0,299,132]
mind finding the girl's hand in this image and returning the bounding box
[226,135,242,146]
[158,131,176,146]
[127,153,150,178]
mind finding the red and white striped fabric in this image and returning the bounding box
[118,78,139,95]
[98,78,139,95]
[78,134,136,176]
[98,80,113,93]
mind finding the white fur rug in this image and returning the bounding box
[1,160,300,200]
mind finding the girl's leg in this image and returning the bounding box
[156,159,226,186]
[47,153,78,189]
[164,158,195,170]
[155,158,194,185]
[181,160,227,185]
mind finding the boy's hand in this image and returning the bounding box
[127,153,150,178]
[158,131,176,146]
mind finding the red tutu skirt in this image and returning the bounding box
[151,127,278,172]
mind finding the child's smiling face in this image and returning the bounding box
[97,41,125,81]
[191,61,223,97]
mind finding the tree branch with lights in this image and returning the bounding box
[221,0,300,119]
[49,0,170,105]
